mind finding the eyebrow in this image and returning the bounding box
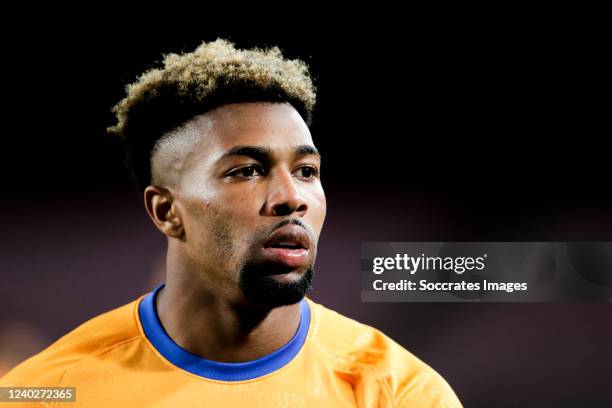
[218,144,321,163]
[295,145,321,158]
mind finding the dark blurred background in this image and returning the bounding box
[1,12,611,407]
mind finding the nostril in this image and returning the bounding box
[273,203,292,216]
[271,201,307,216]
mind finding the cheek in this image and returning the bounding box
[183,183,249,224]
[308,187,327,234]
[183,202,244,270]
[216,186,263,224]
[203,194,257,247]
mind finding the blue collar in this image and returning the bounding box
[138,284,311,381]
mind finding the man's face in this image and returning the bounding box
[164,102,326,307]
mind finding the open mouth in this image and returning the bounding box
[260,224,312,268]
[268,242,305,250]
[262,224,310,251]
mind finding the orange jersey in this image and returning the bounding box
[1,285,462,407]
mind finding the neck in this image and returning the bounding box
[155,270,302,363]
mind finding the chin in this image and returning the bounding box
[239,266,314,307]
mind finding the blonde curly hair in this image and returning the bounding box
[108,39,316,191]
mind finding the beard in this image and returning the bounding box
[238,262,314,307]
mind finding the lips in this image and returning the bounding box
[260,224,312,269]
[263,224,310,250]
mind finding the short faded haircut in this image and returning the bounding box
[108,39,316,191]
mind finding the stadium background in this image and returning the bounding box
[1,19,610,407]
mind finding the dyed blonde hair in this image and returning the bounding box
[108,39,316,190]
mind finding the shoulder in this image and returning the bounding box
[0,297,144,387]
[305,299,462,407]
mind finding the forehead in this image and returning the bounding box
[195,102,314,157]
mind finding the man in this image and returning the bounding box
[1,39,462,407]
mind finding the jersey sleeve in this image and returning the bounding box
[0,351,67,388]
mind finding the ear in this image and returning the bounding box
[143,185,184,239]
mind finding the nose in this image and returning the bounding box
[263,168,308,217]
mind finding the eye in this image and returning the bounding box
[295,166,318,179]
[228,165,264,178]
